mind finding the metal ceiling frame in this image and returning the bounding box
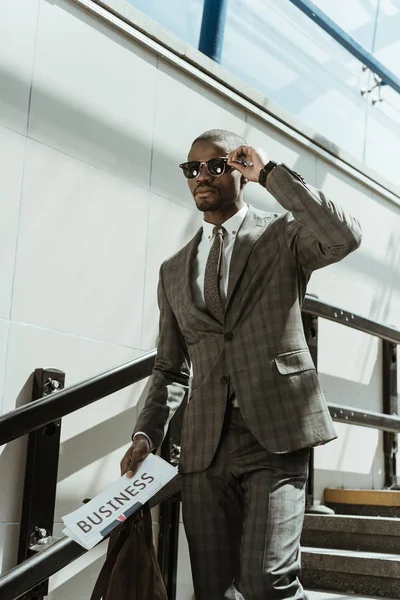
[288,0,400,95]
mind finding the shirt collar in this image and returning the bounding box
[203,204,249,241]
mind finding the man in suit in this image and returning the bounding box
[121,129,362,599]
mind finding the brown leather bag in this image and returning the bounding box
[90,503,168,600]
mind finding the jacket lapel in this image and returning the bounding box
[177,206,274,326]
[181,228,219,327]
[225,207,274,312]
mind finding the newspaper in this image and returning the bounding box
[62,454,177,549]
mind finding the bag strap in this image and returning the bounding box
[142,503,154,547]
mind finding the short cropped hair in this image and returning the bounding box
[191,129,247,154]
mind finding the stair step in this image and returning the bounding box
[302,514,400,553]
[302,547,400,598]
[324,489,400,518]
[307,592,398,600]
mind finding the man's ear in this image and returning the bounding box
[240,175,248,190]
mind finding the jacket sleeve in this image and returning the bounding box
[132,263,190,449]
[266,164,362,271]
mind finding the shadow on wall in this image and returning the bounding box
[319,371,382,461]
[0,373,33,507]
[0,6,315,212]
[57,377,152,484]
[49,553,105,600]
[315,441,383,495]
[54,377,152,518]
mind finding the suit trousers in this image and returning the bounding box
[181,405,309,600]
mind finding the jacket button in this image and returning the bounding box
[220,375,229,384]
[224,332,233,341]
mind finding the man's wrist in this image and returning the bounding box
[133,431,153,451]
[258,161,278,187]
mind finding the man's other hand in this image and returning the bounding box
[120,435,150,478]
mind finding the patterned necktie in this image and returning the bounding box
[204,226,225,323]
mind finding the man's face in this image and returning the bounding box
[187,140,244,212]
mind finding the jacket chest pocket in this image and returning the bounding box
[273,350,315,375]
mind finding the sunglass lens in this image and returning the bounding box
[207,158,226,176]
[182,162,200,179]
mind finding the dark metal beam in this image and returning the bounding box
[329,402,400,433]
[303,295,400,345]
[0,350,156,447]
[17,369,65,600]
[158,402,185,599]
[288,0,400,96]
[1,395,399,600]
[302,310,319,511]
[382,341,398,487]
[1,297,398,449]
[198,0,228,63]
[0,536,87,600]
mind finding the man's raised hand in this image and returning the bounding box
[227,145,269,182]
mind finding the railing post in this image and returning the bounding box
[17,368,65,600]
[382,341,398,488]
[302,311,318,509]
[302,304,334,515]
[198,0,228,63]
[158,402,185,600]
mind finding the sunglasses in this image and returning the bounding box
[179,157,233,180]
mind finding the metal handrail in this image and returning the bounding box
[0,400,399,599]
[0,478,181,600]
[303,296,400,345]
[288,0,400,96]
[0,297,398,449]
[0,537,87,600]
[0,296,398,600]
[0,350,156,447]
[328,403,400,434]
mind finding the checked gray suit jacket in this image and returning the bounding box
[133,164,362,473]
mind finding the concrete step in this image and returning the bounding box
[302,547,400,598]
[302,514,400,553]
[324,489,400,518]
[307,592,398,600]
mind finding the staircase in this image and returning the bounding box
[301,489,400,598]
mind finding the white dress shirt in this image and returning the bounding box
[134,204,248,448]
[191,203,249,308]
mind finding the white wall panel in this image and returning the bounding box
[0,0,39,135]
[151,60,247,208]
[0,320,8,408]
[29,0,157,190]
[141,193,201,350]
[1,321,144,524]
[11,140,149,347]
[364,89,400,186]
[0,127,26,320]
[0,523,20,574]
[312,160,376,314]
[312,160,400,496]
[243,115,317,210]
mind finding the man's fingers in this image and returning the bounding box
[126,445,150,478]
[126,454,145,478]
[228,145,252,163]
[120,438,150,478]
